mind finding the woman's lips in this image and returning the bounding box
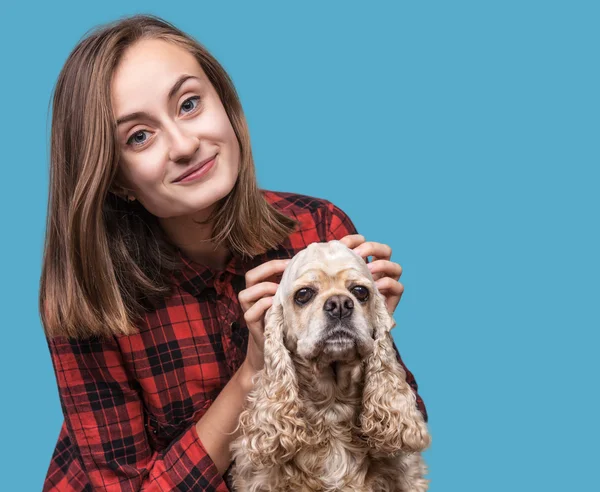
[173,154,217,183]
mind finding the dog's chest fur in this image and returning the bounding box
[291,361,374,490]
[231,353,427,492]
[295,400,369,489]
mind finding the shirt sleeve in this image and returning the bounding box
[324,200,428,423]
[45,334,229,492]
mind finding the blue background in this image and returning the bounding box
[1,1,598,490]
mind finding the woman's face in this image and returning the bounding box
[111,38,240,219]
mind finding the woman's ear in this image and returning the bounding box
[108,180,128,201]
[360,290,431,454]
[108,170,136,201]
[109,188,134,202]
[234,294,308,469]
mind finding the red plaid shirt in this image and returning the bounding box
[43,190,427,491]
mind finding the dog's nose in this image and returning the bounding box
[323,294,354,319]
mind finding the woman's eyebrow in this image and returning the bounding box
[116,74,201,126]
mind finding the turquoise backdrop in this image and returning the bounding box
[1,1,598,490]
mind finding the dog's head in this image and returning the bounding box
[271,240,392,368]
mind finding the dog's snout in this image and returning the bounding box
[323,294,354,319]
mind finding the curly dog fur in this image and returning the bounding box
[230,240,430,491]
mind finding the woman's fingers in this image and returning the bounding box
[352,241,392,262]
[238,258,292,373]
[375,276,405,296]
[367,259,403,281]
[375,276,405,314]
[238,282,279,312]
[244,259,290,288]
[339,238,405,315]
[238,282,278,364]
[243,296,275,350]
[338,234,366,250]
[243,295,275,325]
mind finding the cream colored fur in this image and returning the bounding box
[230,240,431,491]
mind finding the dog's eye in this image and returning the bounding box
[350,286,369,302]
[294,288,314,305]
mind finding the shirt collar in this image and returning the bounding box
[172,245,267,298]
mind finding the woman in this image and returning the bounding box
[40,14,427,491]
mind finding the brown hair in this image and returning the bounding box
[39,14,298,339]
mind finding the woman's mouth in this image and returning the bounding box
[173,154,218,183]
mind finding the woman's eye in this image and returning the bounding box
[294,288,315,305]
[124,97,200,148]
[350,286,369,302]
[126,130,150,147]
[180,96,200,114]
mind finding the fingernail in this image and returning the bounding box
[367,263,374,270]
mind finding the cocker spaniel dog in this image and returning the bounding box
[230,240,430,491]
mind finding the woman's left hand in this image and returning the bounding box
[338,234,404,317]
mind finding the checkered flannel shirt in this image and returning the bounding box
[43,190,427,491]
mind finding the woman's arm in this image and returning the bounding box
[46,334,247,492]
[195,361,255,475]
[46,252,288,491]
[196,257,289,475]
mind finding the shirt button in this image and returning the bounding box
[230,321,239,332]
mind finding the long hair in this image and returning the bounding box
[39,14,298,339]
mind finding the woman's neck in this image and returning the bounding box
[185,244,232,270]
[158,207,231,270]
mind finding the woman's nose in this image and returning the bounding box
[167,123,200,162]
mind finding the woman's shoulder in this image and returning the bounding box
[260,188,342,217]
[260,188,357,240]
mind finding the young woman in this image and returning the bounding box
[40,14,427,491]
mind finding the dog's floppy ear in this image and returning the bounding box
[235,293,307,468]
[360,289,431,454]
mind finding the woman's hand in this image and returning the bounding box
[238,258,291,376]
[338,234,404,317]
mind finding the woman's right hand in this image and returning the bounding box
[238,258,291,376]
